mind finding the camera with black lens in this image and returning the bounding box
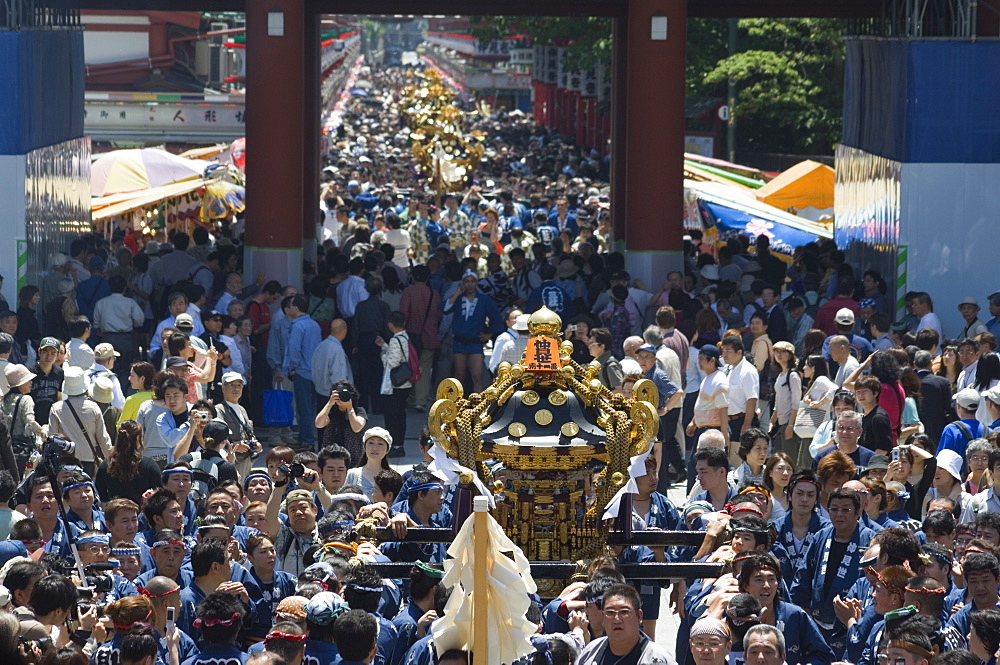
[83,574,115,594]
[82,563,116,595]
[19,635,52,662]
[43,435,75,459]
[338,389,352,402]
[279,462,306,479]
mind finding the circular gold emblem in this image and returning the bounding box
[611,472,625,485]
[521,390,540,406]
[535,409,554,426]
[548,390,567,406]
[508,422,527,437]
[561,422,580,437]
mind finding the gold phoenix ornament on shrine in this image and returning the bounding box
[428,307,660,574]
[400,68,485,191]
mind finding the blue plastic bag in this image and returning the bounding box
[263,388,294,427]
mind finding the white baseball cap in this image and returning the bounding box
[835,308,856,325]
[222,371,245,384]
[953,387,981,411]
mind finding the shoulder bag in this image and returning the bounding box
[389,335,413,387]
[793,383,827,438]
[9,396,37,472]
[65,399,104,463]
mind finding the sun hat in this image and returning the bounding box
[62,367,87,396]
[866,454,890,472]
[773,341,795,354]
[937,449,963,482]
[958,297,979,309]
[513,314,529,332]
[363,426,393,447]
[700,264,720,281]
[4,364,36,389]
[557,259,578,279]
[94,343,120,360]
[89,376,115,403]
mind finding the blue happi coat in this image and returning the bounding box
[789,523,875,641]
[771,511,830,582]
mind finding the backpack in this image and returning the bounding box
[187,451,220,499]
[407,339,422,384]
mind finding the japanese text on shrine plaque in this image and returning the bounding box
[524,336,562,372]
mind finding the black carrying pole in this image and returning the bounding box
[42,444,88,583]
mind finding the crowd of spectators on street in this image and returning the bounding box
[2,66,1000,665]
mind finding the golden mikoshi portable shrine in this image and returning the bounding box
[427,307,661,573]
[400,68,486,193]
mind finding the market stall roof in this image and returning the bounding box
[179,144,229,160]
[91,148,209,197]
[755,159,835,221]
[687,179,832,260]
[683,152,771,183]
[683,162,758,193]
[92,179,205,222]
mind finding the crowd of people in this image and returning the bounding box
[2,64,1000,665]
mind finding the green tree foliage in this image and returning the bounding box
[697,18,846,155]
[468,15,844,156]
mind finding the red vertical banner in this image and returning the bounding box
[532,81,545,124]
[559,88,572,135]
[575,92,586,147]
[582,97,597,149]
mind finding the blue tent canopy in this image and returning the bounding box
[693,184,832,260]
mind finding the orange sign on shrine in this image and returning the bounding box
[523,336,562,372]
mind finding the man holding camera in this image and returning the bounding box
[19,573,98,649]
[216,372,260,481]
[75,529,138,601]
[264,476,321,576]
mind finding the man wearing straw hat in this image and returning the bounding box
[86,342,125,410]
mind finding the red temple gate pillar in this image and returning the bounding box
[245,0,306,288]
[613,0,687,288]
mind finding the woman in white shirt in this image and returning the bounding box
[799,355,843,466]
[770,341,802,460]
[344,426,392,499]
